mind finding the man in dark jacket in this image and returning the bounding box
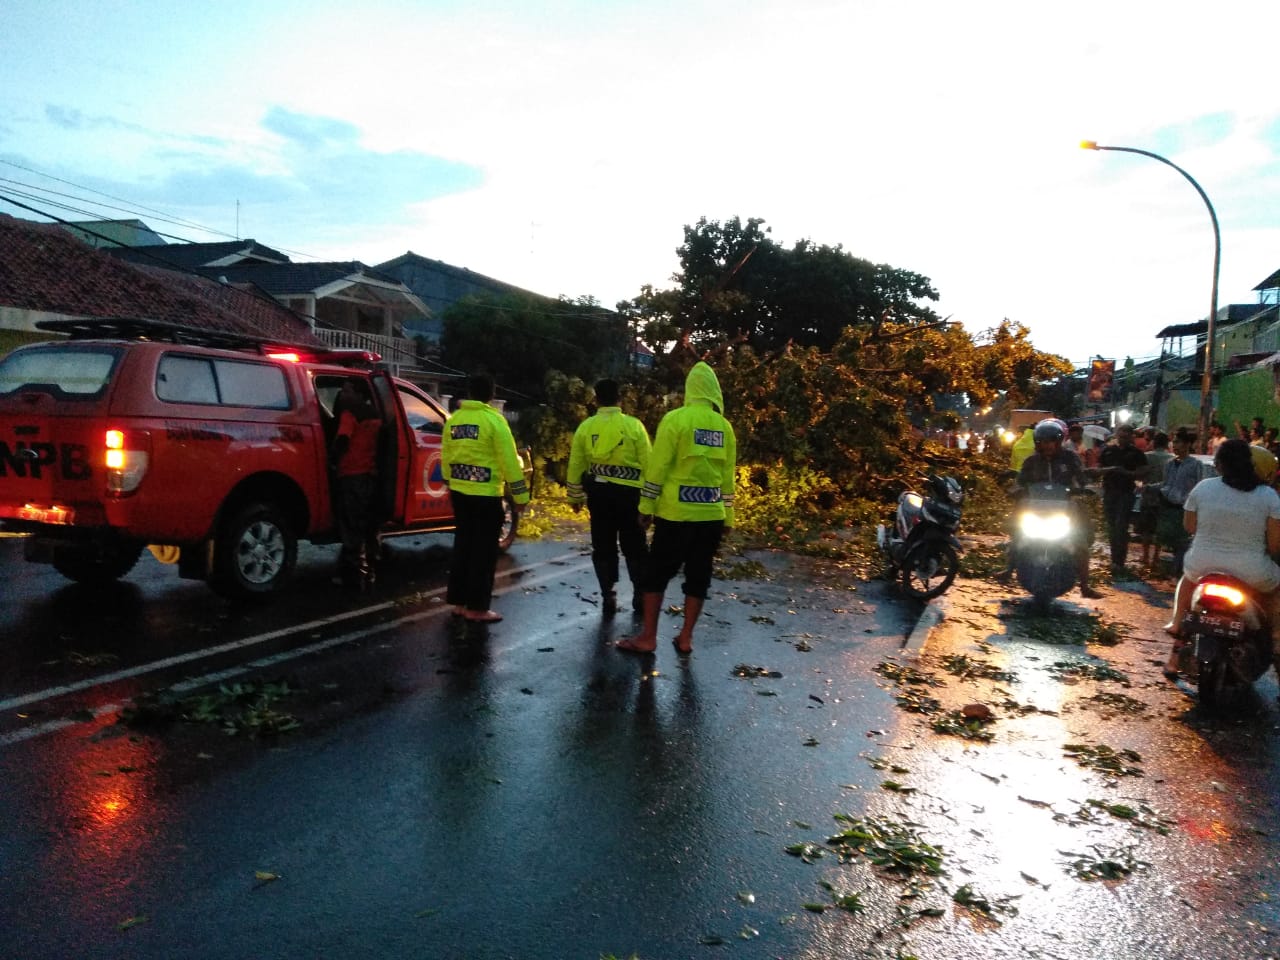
[1098,424,1149,573]
[1007,419,1102,599]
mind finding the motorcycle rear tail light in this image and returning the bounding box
[1202,582,1245,607]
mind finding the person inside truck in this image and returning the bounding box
[329,378,384,590]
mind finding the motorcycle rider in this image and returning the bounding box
[999,418,1102,599]
[1163,438,1280,682]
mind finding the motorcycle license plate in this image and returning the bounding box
[1186,612,1243,639]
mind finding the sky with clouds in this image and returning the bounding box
[2,0,1278,368]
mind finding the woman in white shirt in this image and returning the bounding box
[1164,439,1280,680]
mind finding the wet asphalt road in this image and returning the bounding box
[1,530,1279,960]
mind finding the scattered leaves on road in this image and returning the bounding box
[939,654,1016,683]
[1061,844,1149,881]
[875,660,945,688]
[827,815,945,877]
[1063,743,1144,777]
[732,664,782,679]
[122,680,302,737]
[929,709,996,741]
[1049,660,1130,685]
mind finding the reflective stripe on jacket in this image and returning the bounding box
[440,400,530,502]
[639,362,736,525]
[566,407,651,502]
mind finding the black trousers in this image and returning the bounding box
[1102,488,1133,568]
[336,473,380,580]
[584,479,647,593]
[642,518,724,600]
[447,490,503,611]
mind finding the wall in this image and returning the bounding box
[1161,388,1202,433]
[1218,365,1280,432]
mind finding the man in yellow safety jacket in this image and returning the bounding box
[616,361,736,657]
[440,373,530,623]
[567,378,652,615]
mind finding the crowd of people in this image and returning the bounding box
[1008,412,1280,687]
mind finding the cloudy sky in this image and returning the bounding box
[3,0,1278,368]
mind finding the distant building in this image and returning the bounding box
[102,238,459,393]
[59,218,167,249]
[374,251,558,346]
[0,214,318,348]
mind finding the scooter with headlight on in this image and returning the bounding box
[1010,482,1093,604]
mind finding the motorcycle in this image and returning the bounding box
[1010,482,1093,604]
[1179,574,1273,709]
[877,474,964,601]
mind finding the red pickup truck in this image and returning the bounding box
[0,318,530,599]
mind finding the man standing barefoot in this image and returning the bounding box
[616,361,736,657]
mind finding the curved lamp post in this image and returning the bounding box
[1080,140,1220,452]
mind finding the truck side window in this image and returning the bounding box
[157,356,219,404]
[156,355,290,408]
[216,360,290,409]
[397,387,444,435]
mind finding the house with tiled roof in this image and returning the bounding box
[0,214,319,354]
[374,251,557,344]
[61,218,167,249]
[107,237,291,270]
[105,240,443,385]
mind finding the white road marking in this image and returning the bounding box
[0,551,593,747]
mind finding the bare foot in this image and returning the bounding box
[615,636,656,654]
[672,632,693,655]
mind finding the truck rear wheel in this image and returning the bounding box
[51,542,144,585]
[212,502,297,599]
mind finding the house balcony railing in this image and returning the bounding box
[315,328,422,372]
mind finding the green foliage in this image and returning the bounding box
[515,481,580,540]
[441,293,629,404]
[442,215,1070,536]
[731,464,839,535]
[620,216,942,354]
[827,814,946,877]
[517,371,593,481]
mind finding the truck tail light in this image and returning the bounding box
[105,428,151,495]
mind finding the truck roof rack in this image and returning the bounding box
[35,317,304,352]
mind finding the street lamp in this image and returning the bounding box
[1080,140,1221,452]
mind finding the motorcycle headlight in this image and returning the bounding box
[1018,510,1071,541]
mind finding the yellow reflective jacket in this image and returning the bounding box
[440,400,530,503]
[566,407,652,502]
[1010,428,1036,473]
[640,362,736,525]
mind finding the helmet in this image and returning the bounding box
[1033,419,1066,443]
[1251,444,1278,483]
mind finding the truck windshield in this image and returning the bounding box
[0,346,121,398]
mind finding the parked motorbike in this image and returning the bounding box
[877,474,964,601]
[1010,482,1093,604]
[1180,574,1273,709]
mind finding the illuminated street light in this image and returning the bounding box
[1080,140,1220,452]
